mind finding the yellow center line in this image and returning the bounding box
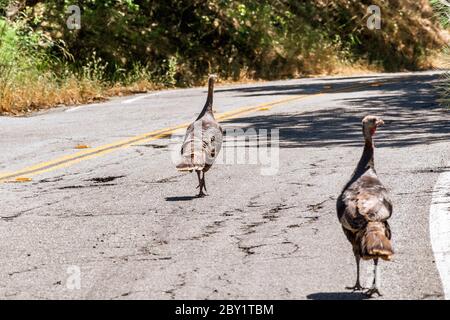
[0,81,383,183]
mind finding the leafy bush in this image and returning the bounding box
[0,0,447,114]
[430,0,450,28]
[0,17,48,110]
[15,0,445,83]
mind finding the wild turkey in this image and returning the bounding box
[336,115,393,297]
[176,74,223,197]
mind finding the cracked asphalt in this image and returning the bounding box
[0,71,449,299]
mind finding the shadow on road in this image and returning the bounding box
[216,74,388,97]
[307,292,369,300]
[165,196,198,202]
[221,73,449,149]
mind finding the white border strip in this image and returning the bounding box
[122,93,155,104]
[123,93,158,104]
[430,163,450,299]
[66,103,100,113]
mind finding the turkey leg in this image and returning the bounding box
[346,255,364,291]
[365,258,382,297]
[196,170,206,197]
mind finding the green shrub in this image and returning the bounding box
[0,0,447,113]
[12,0,443,85]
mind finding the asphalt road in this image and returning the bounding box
[0,71,449,300]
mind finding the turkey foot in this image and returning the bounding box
[197,191,206,197]
[196,183,207,197]
[365,287,382,297]
[346,282,364,291]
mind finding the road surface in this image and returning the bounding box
[0,71,449,299]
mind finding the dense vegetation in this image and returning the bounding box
[0,0,447,114]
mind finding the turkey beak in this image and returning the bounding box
[376,119,384,127]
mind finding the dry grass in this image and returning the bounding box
[105,79,159,97]
[0,74,104,115]
[429,48,450,69]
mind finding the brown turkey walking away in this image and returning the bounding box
[336,115,393,297]
[176,75,223,197]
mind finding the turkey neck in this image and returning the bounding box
[345,135,375,188]
[361,137,375,170]
[197,77,215,120]
[354,135,375,176]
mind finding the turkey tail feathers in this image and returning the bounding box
[360,221,393,261]
[176,151,205,172]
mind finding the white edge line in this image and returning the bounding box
[66,103,100,113]
[123,93,158,104]
[430,162,450,300]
